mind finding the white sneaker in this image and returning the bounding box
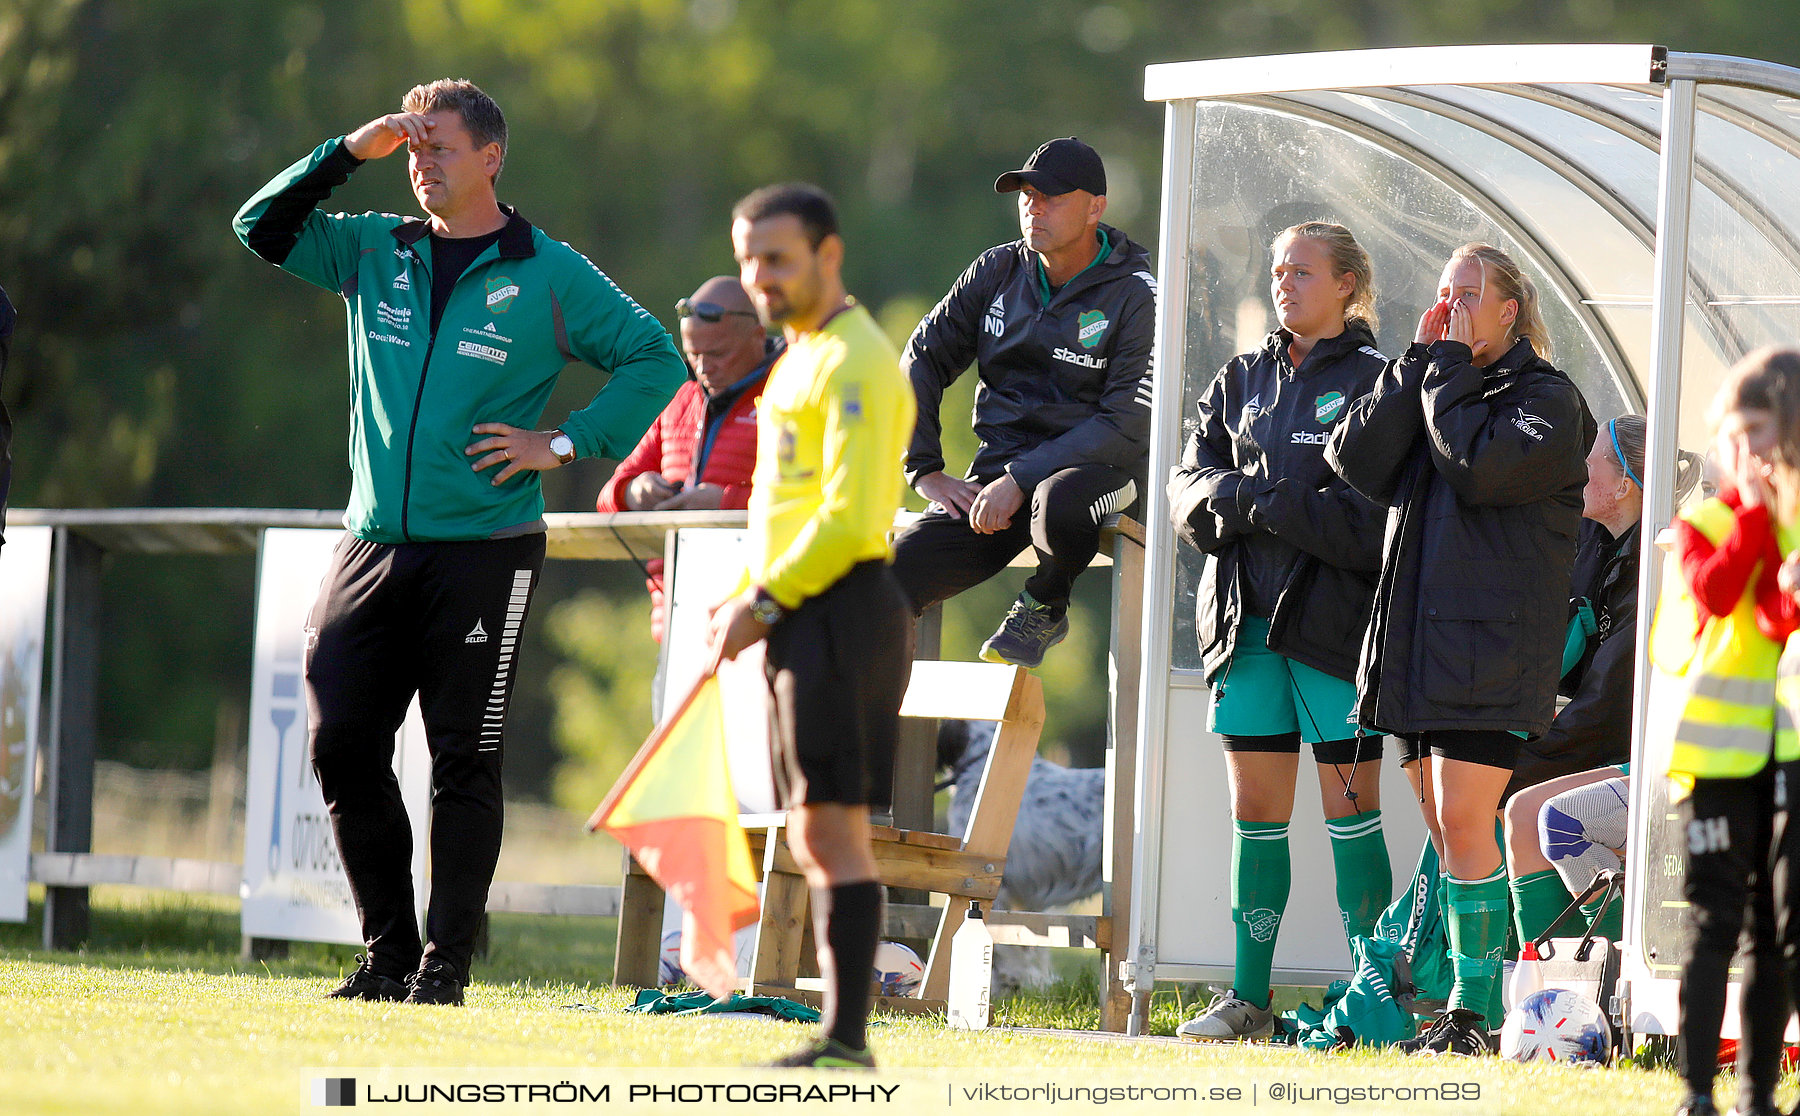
[1176,989,1274,1042]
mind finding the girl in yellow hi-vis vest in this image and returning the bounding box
[1660,348,1800,1116]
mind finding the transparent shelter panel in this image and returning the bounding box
[1637,91,1800,979]
[1418,85,1666,233]
[1313,90,1642,407]
[1171,100,1630,669]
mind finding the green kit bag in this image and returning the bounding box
[1282,837,1453,1048]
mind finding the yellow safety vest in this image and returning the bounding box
[1650,497,1797,780]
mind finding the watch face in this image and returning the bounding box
[550,434,574,460]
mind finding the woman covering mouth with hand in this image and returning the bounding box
[1327,243,1595,1056]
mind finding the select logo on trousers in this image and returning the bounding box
[465,619,489,645]
[313,1078,356,1106]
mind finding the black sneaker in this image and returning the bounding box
[765,1037,876,1069]
[324,954,408,1002]
[1675,1096,1719,1116]
[1397,1008,1494,1056]
[979,594,1069,669]
[403,959,465,1006]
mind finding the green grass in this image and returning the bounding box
[0,889,1718,1115]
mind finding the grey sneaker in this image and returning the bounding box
[1176,989,1274,1042]
[979,594,1069,669]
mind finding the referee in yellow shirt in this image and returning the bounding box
[708,183,916,1069]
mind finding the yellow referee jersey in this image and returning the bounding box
[744,302,915,608]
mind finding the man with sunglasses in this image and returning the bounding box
[894,137,1155,668]
[598,276,781,639]
[598,277,777,516]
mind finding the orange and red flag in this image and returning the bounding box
[588,671,758,998]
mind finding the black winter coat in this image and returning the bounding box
[1327,337,1596,736]
[1504,517,1640,798]
[1169,323,1388,683]
[902,224,1156,493]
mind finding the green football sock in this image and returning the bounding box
[1231,819,1290,1009]
[1510,869,1576,944]
[1446,868,1510,1024]
[1325,809,1391,939]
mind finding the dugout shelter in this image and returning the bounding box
[1132,44,1800,1039]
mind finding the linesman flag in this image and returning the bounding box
[588,670,758,998]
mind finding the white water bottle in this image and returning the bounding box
[946,901,993,1030]
[1505,940,1545,1013]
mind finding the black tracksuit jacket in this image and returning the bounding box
[902,224,1156,493]
[1328,337,1596,737]
[1505,516,1640,798]
[1169,323,1389,683]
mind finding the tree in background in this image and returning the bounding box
[3,0,1798,784]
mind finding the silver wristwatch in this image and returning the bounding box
[548,429,576,465]
[749,589,785,626]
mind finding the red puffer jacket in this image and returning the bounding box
[597,359,769,638]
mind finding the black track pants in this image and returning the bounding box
[891,463,1137,614]
[305,532,546,983]
[1677,761,1800,1107]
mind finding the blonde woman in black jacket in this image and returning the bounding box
[1168,222,1390,1042]
[1328,243,1594,1055]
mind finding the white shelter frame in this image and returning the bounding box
[1133,44,1800,1037]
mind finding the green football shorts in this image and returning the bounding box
[1208,616,1362,744]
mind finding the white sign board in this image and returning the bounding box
[0,527,50,922]
[241,529,430,944]
[663,527,777,815]
[1152,682,1428,984]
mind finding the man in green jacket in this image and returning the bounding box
[235,79,685,1006]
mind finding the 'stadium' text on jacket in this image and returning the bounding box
[901,224,1157,494]
[1168,323,1388,683]
[1328,337,1596,736]
[234,137,686,544]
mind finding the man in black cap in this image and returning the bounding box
[892,137,1156,667]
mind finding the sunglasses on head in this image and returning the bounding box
[676,298,758,323]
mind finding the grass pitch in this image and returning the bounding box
[0,887,1725,1115]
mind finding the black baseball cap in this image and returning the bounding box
[994,137,1106,197]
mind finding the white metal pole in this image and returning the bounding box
[1625,75,1696,984]
[1125,97,1196,1036]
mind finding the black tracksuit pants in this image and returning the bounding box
[1677,760,1800,1108]
[891,463,1137,615]
[305,532,546,984]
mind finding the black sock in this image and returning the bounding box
[814,881,882,1050]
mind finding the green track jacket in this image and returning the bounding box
[235,137,686,543]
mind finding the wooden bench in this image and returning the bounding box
[611,659,1045,1009]
[739,660,1045,1009]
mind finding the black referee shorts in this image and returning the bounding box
[765,561,913,810]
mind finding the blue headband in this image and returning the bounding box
[1608,419,1643,489]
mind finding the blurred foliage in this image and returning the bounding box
[4,0,1800,787]
[545,589,658,816]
